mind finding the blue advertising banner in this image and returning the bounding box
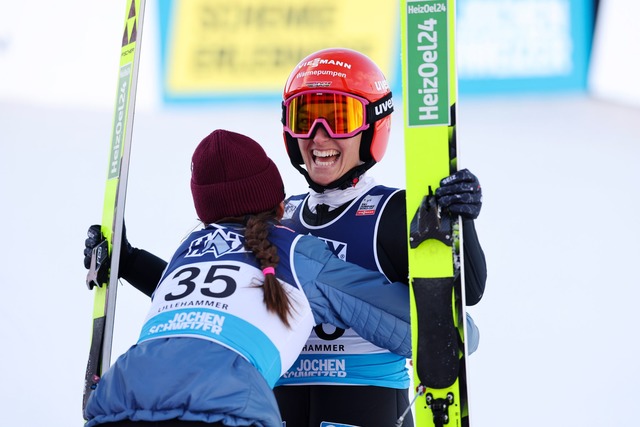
[457,0,593,95]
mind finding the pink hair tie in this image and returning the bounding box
[262,267,275,276]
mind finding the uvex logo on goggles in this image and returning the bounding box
[282,91,393,139]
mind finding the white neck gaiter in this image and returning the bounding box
[307,175,377,213]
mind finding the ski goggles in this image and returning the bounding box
[282,90,393,139]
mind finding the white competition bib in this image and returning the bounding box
[139,260,314,387]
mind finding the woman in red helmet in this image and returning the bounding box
[275,47,487,426]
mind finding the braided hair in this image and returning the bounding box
[243,209,294,327]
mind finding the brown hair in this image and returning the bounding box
[243,209,294,327]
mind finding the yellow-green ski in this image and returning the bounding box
[83,0,146,414]
[400,1,470,426]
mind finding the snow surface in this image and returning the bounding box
[1,94,639,426]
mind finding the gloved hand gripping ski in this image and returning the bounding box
[409,170,482,250]
[84,224,134,290]
[435,169,482,220]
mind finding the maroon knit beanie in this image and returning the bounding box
[190,129,285,224]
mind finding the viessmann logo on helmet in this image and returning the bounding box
[305,82,332,88]
[298,57,352,70]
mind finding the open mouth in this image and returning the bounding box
[313,149,340,166]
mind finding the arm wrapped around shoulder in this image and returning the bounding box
[292,235,412,358]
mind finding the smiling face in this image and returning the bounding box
[297,126,362,186]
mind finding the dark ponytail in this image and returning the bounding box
[244,210,293,327]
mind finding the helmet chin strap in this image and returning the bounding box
[293,160,375,193]
[288,123,377,193]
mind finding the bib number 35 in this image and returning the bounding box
[164,264,240,301]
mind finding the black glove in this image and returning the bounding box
[435,168,482,220]
[83,225,104,269]
[83,223,133,272]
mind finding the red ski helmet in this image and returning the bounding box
[281,48,393,191]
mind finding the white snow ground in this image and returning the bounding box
[1,94,639,426]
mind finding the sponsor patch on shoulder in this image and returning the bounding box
[283,199,303,220]
[355,195,383,216]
